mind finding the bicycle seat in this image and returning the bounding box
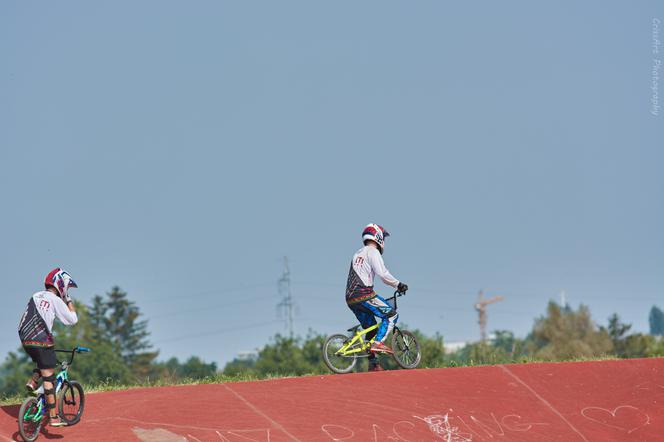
[347,325,362,333]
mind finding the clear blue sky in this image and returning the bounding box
[1,1,662,368]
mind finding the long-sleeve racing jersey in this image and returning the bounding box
[345,245,400,305]
[18,291,78,348]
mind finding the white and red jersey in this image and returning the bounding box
[345,246,400,304]
[18,291,78,347]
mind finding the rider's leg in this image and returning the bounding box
[26,367,40,391]
[40,370,57,418]
[364,296,398,343]
[350,305,378,340]
[350,304,383,369]
[31,346,65,425]
[41,369,65,427]
[23,347,43,391]
[352,297,397,356]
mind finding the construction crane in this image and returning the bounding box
[474,290,504,343]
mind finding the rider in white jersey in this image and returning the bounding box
[18,268,78,427]
[345,224,408,371]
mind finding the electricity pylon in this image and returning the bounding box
[276,256,295,338]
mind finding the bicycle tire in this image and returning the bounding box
[322,334,358,374]
[18,397,43,442]
[58,381,85,425]
[391,329,422,369]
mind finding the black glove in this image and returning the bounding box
[397,282,408,293]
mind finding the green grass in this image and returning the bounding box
[441,354,622,369]
[83,372,298,394]
[0,372,305,406]
[0,395,21,407]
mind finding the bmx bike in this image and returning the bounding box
[18,346,91,441]
[322,291,421,374]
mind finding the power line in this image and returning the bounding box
[139,282,274,303]
[154,319,282,345]
[292,281,663,303]
[149,294,276,320]
[292,281,477,296]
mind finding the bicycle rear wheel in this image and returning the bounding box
[18,397,43,442]
[322,334,358,374]
[391,329,421,369]
[58,381,85,425]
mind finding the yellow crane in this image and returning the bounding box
[474,290,504,342]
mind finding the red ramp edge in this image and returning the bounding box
[2,358,662,441]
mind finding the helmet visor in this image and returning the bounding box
[378,225,390,238]
[62,271,77,289]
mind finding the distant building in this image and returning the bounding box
[444,341,469,354]
[236,350,258,362]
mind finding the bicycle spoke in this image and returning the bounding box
[19,398,43,441]
[392,330,422,369]
[323,334,359,373]
[59,381,85,425]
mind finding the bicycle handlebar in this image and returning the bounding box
[55,346,92,365]
[385,289,408,310]
[390,289,407,300]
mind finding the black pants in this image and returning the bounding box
[24,346,56,370]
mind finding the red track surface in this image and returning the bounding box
[2,358,663,441]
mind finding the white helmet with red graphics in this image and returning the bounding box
[362,223,390,254]
[44,268,78,301]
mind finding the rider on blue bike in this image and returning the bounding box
[345,224,408,371]
[18,268,79,427]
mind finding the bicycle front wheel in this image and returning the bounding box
[322,334,358,374]
[391,329,422,369]
[18,397,43,442]
[58,381,85,425]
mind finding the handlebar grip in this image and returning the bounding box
[76,346,91,353]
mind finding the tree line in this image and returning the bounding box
[2,287,663,398]
[0,287,216,397]
[223,302,664,375]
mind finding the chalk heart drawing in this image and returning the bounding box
[581,406,650,434]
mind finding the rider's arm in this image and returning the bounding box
[52,295,78,326]
[368,248,400,288]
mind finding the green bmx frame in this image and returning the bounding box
[18,346,90,442]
